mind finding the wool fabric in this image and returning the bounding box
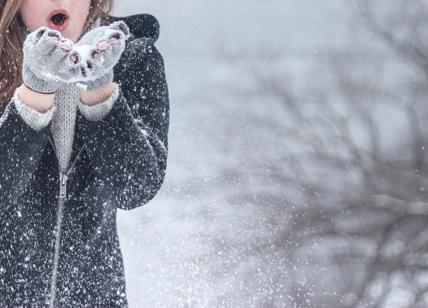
[13,83,118,172]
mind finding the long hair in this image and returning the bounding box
[0,0,113,111]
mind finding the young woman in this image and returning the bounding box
[0,0,169,306]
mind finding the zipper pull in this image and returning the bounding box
[60,173,68,199]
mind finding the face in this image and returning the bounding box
[19,0,91,41]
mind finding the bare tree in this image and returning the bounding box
[221,0,428,307]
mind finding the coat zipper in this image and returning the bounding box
[47,135,85,307]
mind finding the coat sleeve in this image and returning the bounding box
[79,36,170,210]
[0,94,52,206]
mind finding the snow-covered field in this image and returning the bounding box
[112,1,350,306]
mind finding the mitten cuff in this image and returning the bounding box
[22,65,61,94]
[84,70,114,92]
[13,88,57,131]
[77,82,119,121]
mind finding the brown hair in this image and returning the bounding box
[0,0,113,111]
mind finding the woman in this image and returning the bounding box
[0,0,169,306]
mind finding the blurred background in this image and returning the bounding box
[112,0,428,307]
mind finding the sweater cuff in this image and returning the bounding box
[77,83,119,121]
[13,89,57,131]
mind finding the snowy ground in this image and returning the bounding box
[111,1,350,307]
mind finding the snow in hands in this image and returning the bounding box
[25,21,130,85]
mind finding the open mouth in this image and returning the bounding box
[48,9,69,31]
[51,13,68,26]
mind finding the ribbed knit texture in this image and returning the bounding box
[77,83,119,121]
[51,85,78,173]
[14,83,119,173]
[22,65,62,94]
[13,90,57,131]
[85,71,114,91]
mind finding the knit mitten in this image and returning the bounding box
[22,27,80,94]
[71,21,130,91]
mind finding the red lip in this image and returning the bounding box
[47,8,70,32]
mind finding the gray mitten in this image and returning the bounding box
[71,21,130,91]
[22,27,81,94]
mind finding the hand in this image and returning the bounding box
[22,27,81,94]
[71,21,130,91]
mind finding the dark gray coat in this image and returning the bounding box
[0,13,169,307]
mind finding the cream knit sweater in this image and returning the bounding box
[13,83,119,172]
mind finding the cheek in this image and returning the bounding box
[75,0,91,21]
[19,1,46,32]
[72,1,91,30]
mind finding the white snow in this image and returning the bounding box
[111,0,352,307]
